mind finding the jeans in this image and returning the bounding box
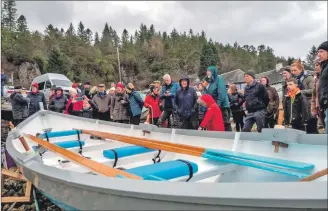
[242,110,266,132]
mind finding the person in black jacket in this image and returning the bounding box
[174,77,198,129]
[242,71,269,132]
[317,41,328,133]
[10,86,30,126]
[27,83,47,116]
[48,87,68,113]
[228,84,245,132]
[284,78,309,131]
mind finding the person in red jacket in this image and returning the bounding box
[144,85,161,125]
[197,94,225,131]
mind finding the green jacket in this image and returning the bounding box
[204,66,230,108]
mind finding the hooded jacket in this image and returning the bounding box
[204,66,230,108]
[27,91,47,116]
[10,91,30,120]
[174,77,198,119]
[293,71,314,108]
[199,94,225,131]
[262,77,279,114]
[319,60,328,109]
[49,87,68,113]
[159,80,180,111]
[244,80,269,113]
[144,92,161,119]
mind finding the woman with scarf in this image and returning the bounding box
[284,78,309,131]
[27,83,47,116]
[91,84,111,121]
[110,83,130,124]
[48,87,68,113]
[125,83,144,125]
[144,84,161,125]
[291,59,316,133]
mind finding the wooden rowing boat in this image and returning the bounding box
[5,110,328,210]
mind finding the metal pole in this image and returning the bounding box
[117,47,121,83]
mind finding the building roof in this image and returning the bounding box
[221,67,315,86]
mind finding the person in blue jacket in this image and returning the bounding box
[158,74,180,128]
[204,66,232,131]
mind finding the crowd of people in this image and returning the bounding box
[6,41,328,134]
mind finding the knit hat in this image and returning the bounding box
[244,70,256,79]
[72,83,78,88]
[32,83,39,89]
[116,82,125,89]
[318,41,328,52]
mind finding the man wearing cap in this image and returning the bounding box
[10,85,30,126]
[80,81,92,99]
[242,70,269,132]
[27,83,47,116]
[317,41,328,133]
[92,84,112,121]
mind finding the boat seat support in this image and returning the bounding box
[152,150,161,163]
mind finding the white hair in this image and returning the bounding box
[163,74,171,80]
[69,88,77,95]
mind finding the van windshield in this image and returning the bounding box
[52,79,72,88]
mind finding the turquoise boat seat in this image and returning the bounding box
[126,159,198,181]
[40,130,82,139]
[32,140,85,151]
[103,145,155,159]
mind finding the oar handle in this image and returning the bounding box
[299,168,328,182]
[8,122,30,151]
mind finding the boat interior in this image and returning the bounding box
[10,112,328,183]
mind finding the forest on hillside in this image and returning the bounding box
[1,0,319,87]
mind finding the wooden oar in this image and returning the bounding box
[23,134,142,180]
[9,122,30,151]
[81,129,314,171]
[80,129,311,178]
[299,168,328,182]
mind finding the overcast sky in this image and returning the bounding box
[16,1,327,59]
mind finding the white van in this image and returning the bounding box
[30,73,72,102]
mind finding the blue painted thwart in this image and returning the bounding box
[103,145,155,159]
[40,130,82,139]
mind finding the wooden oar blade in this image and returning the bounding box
[23,134,142,180]
[81,129,204,157]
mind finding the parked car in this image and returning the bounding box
[31,73,72,102]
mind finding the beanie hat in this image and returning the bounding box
[116,82,125,89]
[244,70,256,79]
[318,41,328,52]
[32,83,39,89]
[14,85,22,90]
[72,83,78,88]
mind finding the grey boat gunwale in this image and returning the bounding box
[5,111,328,210]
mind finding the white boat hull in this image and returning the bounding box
[6,111,328,210]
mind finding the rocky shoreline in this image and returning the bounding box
[1,119,61,211]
